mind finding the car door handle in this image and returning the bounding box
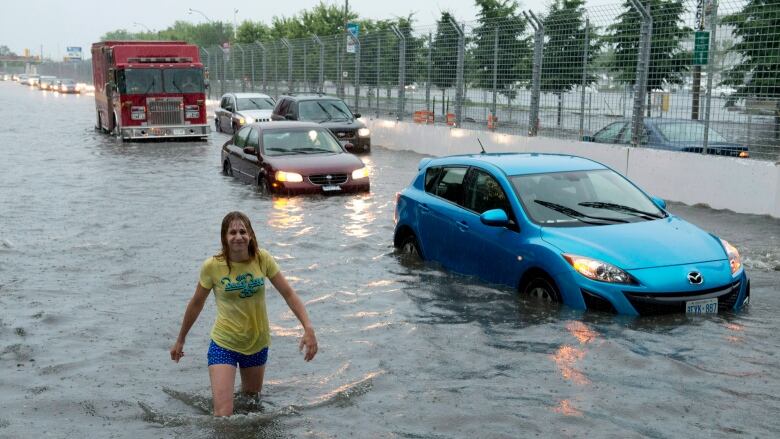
[419,204,430,213]
[456,220,469,231]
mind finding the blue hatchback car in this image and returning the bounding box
[393,153,750,316]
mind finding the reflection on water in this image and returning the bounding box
[342,195,375,239]
[267,197,304,231]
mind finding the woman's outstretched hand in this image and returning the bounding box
[299,328,318,362]
[170,340,185,363]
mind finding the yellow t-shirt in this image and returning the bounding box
[198,249,280,355]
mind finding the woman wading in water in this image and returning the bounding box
[170,211,318,416]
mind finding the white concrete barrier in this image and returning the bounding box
[366,119,780,218]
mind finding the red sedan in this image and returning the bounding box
[221,121,370,195]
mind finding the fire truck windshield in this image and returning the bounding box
[118,68,204,94]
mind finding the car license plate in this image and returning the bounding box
[322,185,342,192]
[173,128,185,135]
[686,298,718,314]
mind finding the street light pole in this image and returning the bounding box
[187,8,213,23]
[233,9,239,39]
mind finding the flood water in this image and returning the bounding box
[1,81,779,438]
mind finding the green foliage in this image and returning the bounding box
[236,21,271,44]
[431,11,460,90]
[605,0,692,91]
[0,45,16,56]
[469,0,531,99]
[721,0,780,98]
[540,0,602,93]
[100,21,234,47]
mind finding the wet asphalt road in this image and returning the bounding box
[0,81,779,438]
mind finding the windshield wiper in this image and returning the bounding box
[534,200,629,224]
[295,147,335,153]
[329,102,352,120]
[578,202,665,220]
[265,147,306,155]
[316,102,333,122]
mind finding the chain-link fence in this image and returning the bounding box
[199,0,778,161]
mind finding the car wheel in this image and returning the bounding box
[522,276,561,303]
[215,117,221,133]
[222,160,232,176]
[257,174,271,194]
[399,234,423,259]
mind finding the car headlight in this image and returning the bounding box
[357,128,370,137]
[244,116,254,124]
[563,254,635,284]
[274,171,303,183]
[720,239,742,274]
[351,167,369,180]
[238,117,245,125]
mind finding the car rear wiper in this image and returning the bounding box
[534,200,629,225]
[578,202,666,220]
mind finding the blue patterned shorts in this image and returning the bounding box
[207,340,269,368]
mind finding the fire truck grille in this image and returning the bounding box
[147,98,184,125]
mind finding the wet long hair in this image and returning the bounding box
[216,211,260,273]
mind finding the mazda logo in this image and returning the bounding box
[687,271,703,285]
[326,175,333,180]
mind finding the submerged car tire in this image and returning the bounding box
[222,160,232,176]
[522,276,561,303]
[257,174,271,194]
[399,234,423,259]
[215,118,221,133]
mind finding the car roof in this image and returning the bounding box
[225,92,272,99]
[281,94,342,101]
[426,153,607,176]
[247,121,324,130]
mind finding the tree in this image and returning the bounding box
[0,45,16,56]
[431,11,461,115]
[470,0,531,120]
[606,0,692,113]
[236,21,271,44]
[541,0,601,126]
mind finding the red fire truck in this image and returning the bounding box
[92,41,209,140]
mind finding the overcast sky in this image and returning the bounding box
[1,0,615,59]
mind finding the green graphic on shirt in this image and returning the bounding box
[221,273,264,298]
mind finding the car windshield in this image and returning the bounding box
[655,122,728,143]
[237,97,275,111]
[262,129,343,156]
[60,79,75,85]
[119,68,204,94]
[511,169,666,227]
[298,100,353,122]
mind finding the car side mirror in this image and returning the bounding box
[480,209,509,227]
[651,196,667,210]
[582,135,594,142]
[353,113,362,119]
[243,146,257,155]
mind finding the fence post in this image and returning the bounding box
[280,38,293,94]
[250,45,255,92]
[448,18,465,127]
[256,42,267,93]
[236,44,245,92]
[312,36,324,93]
[628,0,652,148]
[426,32,432,112]
[347,32,361,112]
[492,27,499,123]
[524,11,544,136]
[377,35,382,117]
[303,42,308,92]
[336,37,343,98]
[392,26,406,121]
[273,42,279,98]
[580,19,590,138]
[702,0,719,155]
[202,48,212,100]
